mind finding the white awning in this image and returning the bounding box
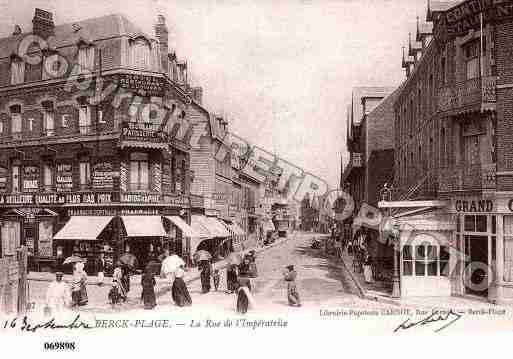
[121,216,166,237]
[54,216,113,241]
[203,217,231,237]
[165,216,201,238]
[191,215,213,238]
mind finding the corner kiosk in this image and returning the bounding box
[377,198,513,304]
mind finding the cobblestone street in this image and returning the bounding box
[27,232,396,315]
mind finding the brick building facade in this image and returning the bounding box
[0,9,219,273]
[390,0,513,302]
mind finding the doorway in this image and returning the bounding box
[464,235,489,297]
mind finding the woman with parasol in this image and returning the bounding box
[171,268,192,307]
[119,248,138,294]
[195,250,212,293]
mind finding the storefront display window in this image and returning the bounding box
[402,243,449,277]
[503,216,513,282]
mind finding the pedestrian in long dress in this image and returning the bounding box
[248,250,258,278]
[111,266,127,303]
[363,253,373,283]
[71,262,88,307]
[199,260,212,293]
[235,277,256,314]
[121,264,131,294]
[226,264,238,294]
[171,268,192,306]
[45,271,71,315]
[283,265,301,307]
[97,253,105,286]
[141,265,157,309]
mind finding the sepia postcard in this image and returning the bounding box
[0,0,513,356]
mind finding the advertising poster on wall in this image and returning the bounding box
[56,163,73,192]
[0,166,7,192]
[23,166,39,192]
[92,161,115,189]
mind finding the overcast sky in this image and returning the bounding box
[0,0,429,189]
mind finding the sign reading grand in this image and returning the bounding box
[454,199,494,212]
[439,0,513,37]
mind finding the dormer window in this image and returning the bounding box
[77,43,95,73]
[10,56,24,85]
[129,38,151,70]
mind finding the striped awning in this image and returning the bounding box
[165,216,201,238]
[203,217,231,237]
[191,215,213,238]
[54,216,114,240]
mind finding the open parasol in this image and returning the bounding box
[62,255,86,265]
[161,254,186,274]
[194,250,212,261]
[119,253,138,269]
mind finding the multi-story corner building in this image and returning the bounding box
[389,0,513,302]
[0,9,228,272]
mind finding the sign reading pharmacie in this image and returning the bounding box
[0,192,116,205]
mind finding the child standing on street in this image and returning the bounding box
[213,269,221,291]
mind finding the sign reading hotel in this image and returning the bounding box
[438,0,513,37]
[118,74,165,96]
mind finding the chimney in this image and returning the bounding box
[32,8,54,39]
[154,15,169,73]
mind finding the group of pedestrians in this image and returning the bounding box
[45,247,302,315]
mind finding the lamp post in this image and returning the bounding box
[381,183,401,298]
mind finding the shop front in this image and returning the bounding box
[449,196,513,304]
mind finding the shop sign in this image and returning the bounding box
[23,166,39,192]
[0,192,114,205]
[438,0,513,38]
[68,208,117,217]
[121,193,161,203]
[162,195,188,207]
[56,163,73,192]
[122,127,167,142]
[454,199,493,212]
[0,166,7,192]
[92,162,116,189]
[118,74,165,96]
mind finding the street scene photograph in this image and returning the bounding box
[1,0,513,355]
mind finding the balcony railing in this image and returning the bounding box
[79,125,94,135]
[437,76,497,114]
[438,163,496,193]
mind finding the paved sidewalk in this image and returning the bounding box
[338,247,513,310]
